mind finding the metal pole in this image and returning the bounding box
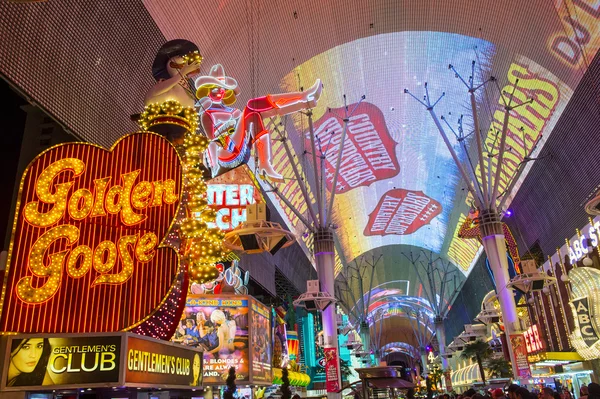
[307,111,324,225]
[428,109,483,209]
[320,143,327,227]
[458,137,485,205]
[360,320,372,367]
[434,318,449,370]
[481,228,519,378]
[326,117,349,226]
[314,228,342,399]
[470,92,490,208]
[265,181,314,232]
[490,109,511,209]
[278,133,320,225]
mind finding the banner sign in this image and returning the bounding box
[0,133,182,334]
[510,334,532,379]
[173,295,273,385]
[125,336,202,387]
[1,333,201,391]
[571,297,600,348]
[250,301,272,383]
[444,370,453,392]
[324,347,340,392]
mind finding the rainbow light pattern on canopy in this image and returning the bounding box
[255,30,577,276]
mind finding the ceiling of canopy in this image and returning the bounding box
[144,0,600,345]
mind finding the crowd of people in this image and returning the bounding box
[428,383,600,399]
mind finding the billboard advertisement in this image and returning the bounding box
[0,132,182,334]
[250,301,272,383]
[125,335,203,387]
[510,334,532,379]
[3,335,121,389]
[1,333,204,390]
[173,295,250,384]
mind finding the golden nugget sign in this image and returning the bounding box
[0,133,182,333]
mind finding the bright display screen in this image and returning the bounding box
[253,29,587,276]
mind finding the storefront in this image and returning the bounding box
[526,352,591,397]
[521,216,600,389]
[0,333,204,399]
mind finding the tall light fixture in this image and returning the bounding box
[262,94,366,399]
[405,61,541,378]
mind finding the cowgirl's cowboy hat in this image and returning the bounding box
[195,64,240,94]
[152,39,199,81]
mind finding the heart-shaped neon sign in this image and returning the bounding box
[0,132,182,333]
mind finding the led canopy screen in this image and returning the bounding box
[256,31,577,275]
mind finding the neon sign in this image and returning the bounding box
[567,267,600,360]
[207,184,256,230]
[0,133,182,333]
[566,217,600,264]
[524,325,545,354]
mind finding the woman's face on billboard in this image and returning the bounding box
[12,338,45,373]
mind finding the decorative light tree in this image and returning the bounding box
[405,61,543,377]
[401,306,435,378]
[179,133,227,284]
[335,254,382,367]
[401,250,464,370]
[134,44,229,338]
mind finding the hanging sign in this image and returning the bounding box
[324,347,340,392]
[568,266,600,359]
[0,133,182,334]
[510,334,532,379]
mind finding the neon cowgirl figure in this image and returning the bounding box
[195,64,322,181]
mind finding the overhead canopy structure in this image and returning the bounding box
[144,0,600,350]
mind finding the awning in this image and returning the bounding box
[528,352,584,365]
[451,364,481,386]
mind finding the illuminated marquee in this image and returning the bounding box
[566,217,600,264]
[0,133,182,333]
[523,324,545,354]
[568,267,600,360]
